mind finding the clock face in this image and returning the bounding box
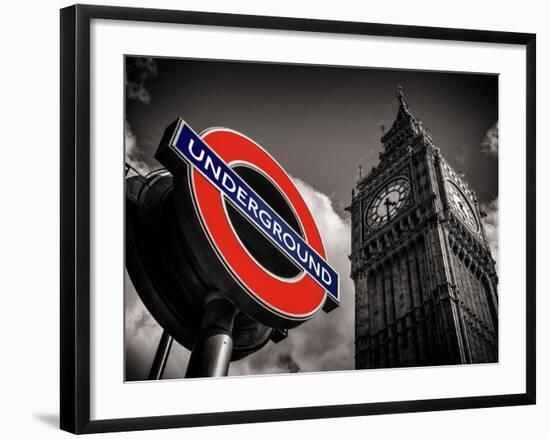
[365,178,411,228]
[446,180,479,232]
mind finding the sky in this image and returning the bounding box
[124,56,499,381]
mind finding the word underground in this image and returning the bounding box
[172,121,339,304]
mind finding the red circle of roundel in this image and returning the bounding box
[191,129,326,320]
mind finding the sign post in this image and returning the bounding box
[185,292,238,378]
[147,330,173,380]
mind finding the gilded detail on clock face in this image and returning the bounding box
[446,180,479,232]
[365,178,411,228]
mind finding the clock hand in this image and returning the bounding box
[384,197,397,224]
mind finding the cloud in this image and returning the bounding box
[229,178,355,376]
[276,353,301,373]
[124,272,163,380]
[126,57,158,104]
[481,122,498,157]
[125,271,191,380]
[125,121,152,175]
[481,197,498,269]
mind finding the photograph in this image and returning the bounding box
[0,0,541,436]
[124,56,499,381]
[55,3,537,434]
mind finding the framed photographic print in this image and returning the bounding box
[60,4,536,434]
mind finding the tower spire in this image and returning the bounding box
[379,86,417,157]
[396,85,409,111]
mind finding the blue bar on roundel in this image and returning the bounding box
[170,120,339,309]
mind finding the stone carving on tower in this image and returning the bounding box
[349,87,498,368]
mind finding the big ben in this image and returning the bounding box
[350,87,498,369]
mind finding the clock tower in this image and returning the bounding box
[350,88,498,368]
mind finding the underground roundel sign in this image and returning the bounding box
[156,118,340,328]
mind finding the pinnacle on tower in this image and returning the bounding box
[380,86,419,155]
[396,85,409,111]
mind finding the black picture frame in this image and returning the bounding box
[60,4,536,434]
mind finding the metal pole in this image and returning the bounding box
[148,330,173,380]
[185,292,238,378]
